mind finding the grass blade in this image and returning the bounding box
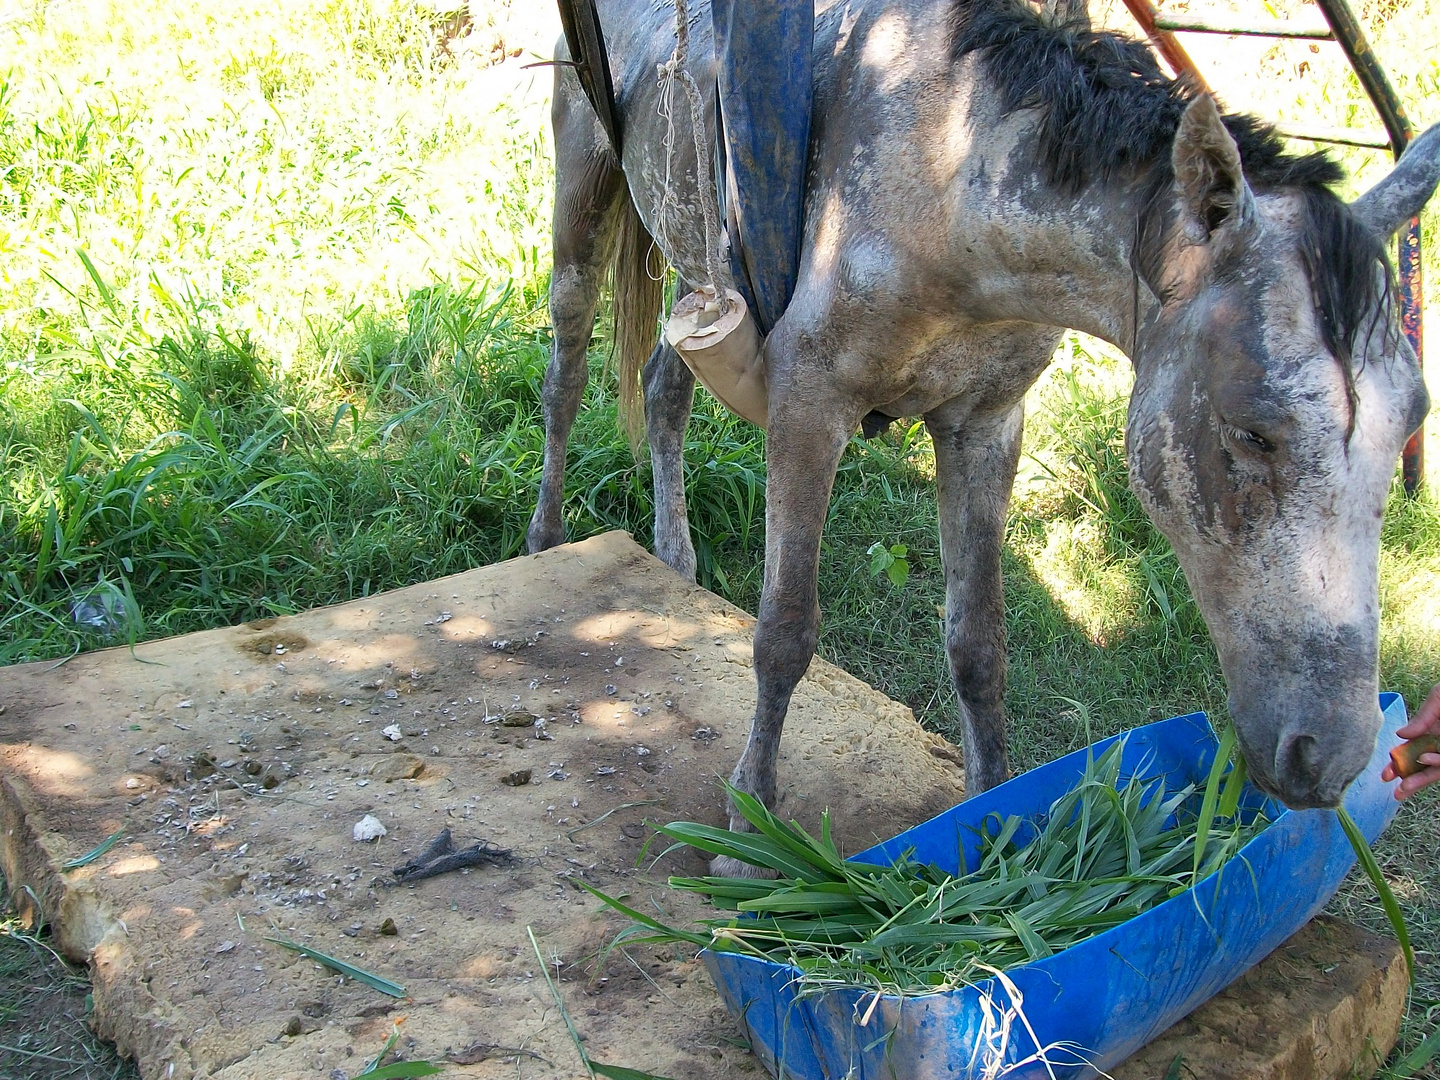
[528,925,596,1080]
[1217,750,1248,821]
[576,881,709,947]
[264,935,406,997]
[1004,911,1054,961]
[354,1064,443,1079]
[1389,1025,1440,1076]
[1192,726,1236,882]
[1335,807,1414,984]
[591,1065,682,1080]
[61,829,125,871]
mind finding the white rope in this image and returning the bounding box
[654,0,729,302]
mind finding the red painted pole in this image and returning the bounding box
[1399,216,1425,494]
[1117,0,1210,90]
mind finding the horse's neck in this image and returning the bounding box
[807,9,1156,352]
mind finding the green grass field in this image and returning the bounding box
[2,0,1440,1075]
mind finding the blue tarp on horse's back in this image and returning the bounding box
[712,0,814,334]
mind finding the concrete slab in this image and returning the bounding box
[0,532,968,1079]
[0,532,1406,1079]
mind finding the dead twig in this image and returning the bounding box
[392,828,513,883]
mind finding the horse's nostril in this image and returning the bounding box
[1275,730,1323,792]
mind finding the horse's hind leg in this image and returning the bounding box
[527,89,625,555]
[643,317,698,581]
[926,397,1028,795]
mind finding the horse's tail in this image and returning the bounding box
[610,183,664,454]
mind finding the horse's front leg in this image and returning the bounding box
[642,326,698,581]
[722,372,855,871]
[926,399,1026,795]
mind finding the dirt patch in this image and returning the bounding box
[234,625,312,657]
[0,532,967,1079]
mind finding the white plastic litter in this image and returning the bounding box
[353,815,387,842]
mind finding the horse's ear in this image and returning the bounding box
[1350,123,1440,240]
[1172,95,1256,244]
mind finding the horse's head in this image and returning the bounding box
[1128,96,1439,809]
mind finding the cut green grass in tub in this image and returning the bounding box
[589,738,1269,998]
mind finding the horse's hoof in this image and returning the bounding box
[710,855,779,879]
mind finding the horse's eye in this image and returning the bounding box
[1223,423,1274,454]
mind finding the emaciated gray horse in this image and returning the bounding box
[527,0,1440,831]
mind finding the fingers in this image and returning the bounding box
[1394,683,1440,739]
[1393,756,1440,800]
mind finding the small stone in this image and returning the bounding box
[383,688,399,700]
[282,1015,302,1037]
[501,769,532,787]
[215,940,236,954]
[352,815,387,842]
[379,917,398,936]
[371,754,425,783]
[500,709,538,727]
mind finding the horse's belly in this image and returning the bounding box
[861,322,1064,420]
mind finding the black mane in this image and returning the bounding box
[949,0,1392,379]
[948,0,1342,192]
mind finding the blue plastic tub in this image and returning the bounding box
[702,695,1407,1079]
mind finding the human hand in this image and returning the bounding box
[1381,683,1440,800]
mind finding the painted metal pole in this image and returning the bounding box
[1311,0,1424,493]
[1310,0,1411,150]
[1154,15,1332,38]
[1117,0,1210,91]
